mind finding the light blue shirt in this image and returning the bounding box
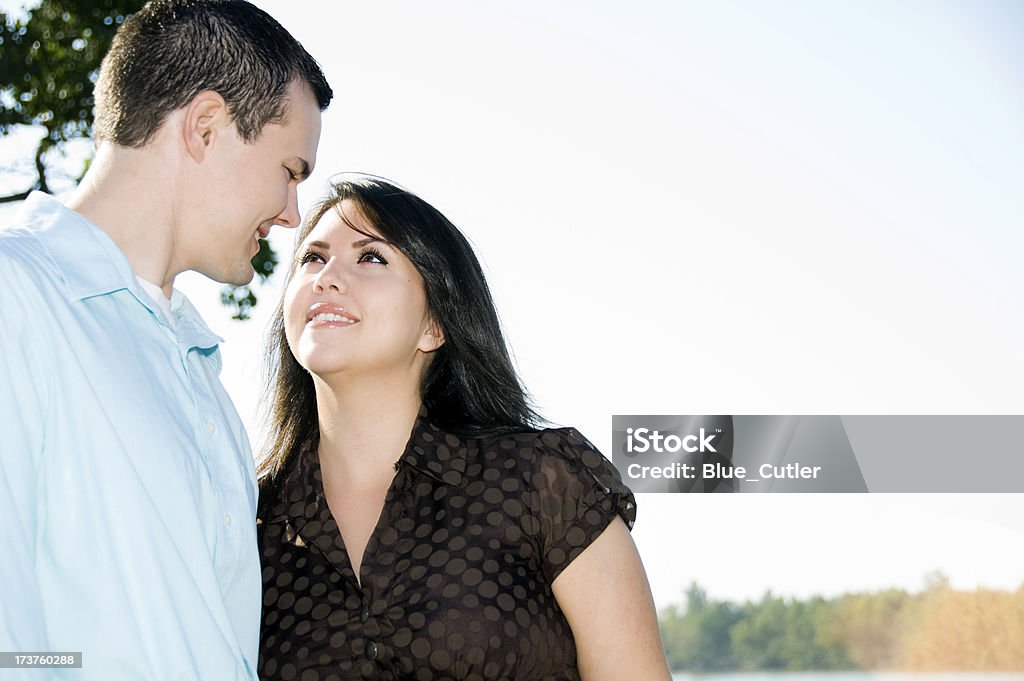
[0,193,260,680]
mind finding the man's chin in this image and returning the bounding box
[205,263,255,287]
[226,267,256,287]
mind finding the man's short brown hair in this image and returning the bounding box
[93,0,332,147]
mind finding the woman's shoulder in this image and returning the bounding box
[476,425,615,475]
[470,425,635,521]
[467,425,637,583]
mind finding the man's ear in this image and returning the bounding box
[182,90,229,163]
[418,320,446,353]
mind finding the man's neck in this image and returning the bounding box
[66,142,181,297]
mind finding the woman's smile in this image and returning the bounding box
[305,303,359,328]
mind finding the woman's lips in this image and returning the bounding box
[306,303,360,327]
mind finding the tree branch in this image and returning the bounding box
[0,138,48,203]
[0,189,33,204]
[34,138,49,194]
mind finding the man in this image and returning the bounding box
[0,2,331,678]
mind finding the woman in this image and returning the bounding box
[257,175,670,681]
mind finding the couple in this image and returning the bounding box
[0,2,668,680]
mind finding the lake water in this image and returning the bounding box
[672,674,1024,681]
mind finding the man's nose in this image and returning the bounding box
[275,183,301,229]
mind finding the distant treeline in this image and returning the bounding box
[660,577,1024,672]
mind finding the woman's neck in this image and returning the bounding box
[313,373,422,488]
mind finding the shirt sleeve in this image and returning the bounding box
[0,258,52,654]
[525,428,637,584]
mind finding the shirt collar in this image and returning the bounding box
[265,410,471,524]
[398,409,469,488]
[21,192,223,352]
[24,191,137,301]
[170,291,225,352]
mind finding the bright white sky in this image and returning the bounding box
[2,0,1023,609]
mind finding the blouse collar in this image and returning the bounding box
[264,408,470,524]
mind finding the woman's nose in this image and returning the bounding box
[312,258,347,294]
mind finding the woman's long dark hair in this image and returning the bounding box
[258,174,541,484]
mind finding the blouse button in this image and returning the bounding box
[366,641,378,660]
[360,605,370,623]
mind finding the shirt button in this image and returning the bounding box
[366,641,378,660]
[360,605,370,622]
[207,421,217,435]
[223,514,232,527]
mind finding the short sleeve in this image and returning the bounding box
[525,428,636,584]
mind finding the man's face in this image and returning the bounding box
[193,80,323,285]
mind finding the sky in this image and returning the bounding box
[2,0,1023,609]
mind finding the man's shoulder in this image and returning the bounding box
[2,194,135,308]
[0,195,66,272]
[0,207,74,330]
[0,222,64,292]
[0,225,54,286]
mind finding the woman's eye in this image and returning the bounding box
[358,248,388,265]
[300,251,325,265]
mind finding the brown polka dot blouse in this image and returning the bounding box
[257,413,636,681]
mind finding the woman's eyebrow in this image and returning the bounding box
[352,236,386,248]
[304,240,331,251]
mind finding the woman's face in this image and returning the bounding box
[284,200,442,382]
